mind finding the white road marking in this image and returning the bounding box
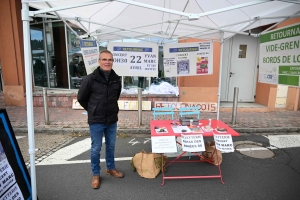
[16,136,26,139]
[264,134,300,149]
[37,137,133,166]
[37,157,133,165]
[37,138,92,165]
[143,138,151,144]
[128,138,140,146]
[36,135,300,166]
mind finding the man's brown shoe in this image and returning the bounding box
[106,169,124,178]
[91,175,100,189]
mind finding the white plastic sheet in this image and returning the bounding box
[121,81,179,95]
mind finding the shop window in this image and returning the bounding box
[30,27,48,87]
[124,76,150,90]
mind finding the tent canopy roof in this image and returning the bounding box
[24,0,300,43]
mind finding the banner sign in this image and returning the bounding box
[163,42,213,77]
[80,39,99,75]
[213,134,234,152]
[107,42,158,77]
[259,23,300,87]
[181,134,205,152]
[73,99,217,112]
[118,100,151,110]
[151,136,177,153]
[0,109,36,200]
[72,99,152,110]
[154,101,217,112]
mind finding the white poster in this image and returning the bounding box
[213,134,234,152]
[0,160,16,196]
[80,40,99,75]
[172,126,192,133]
[163,42,213,77]
[0,142,24,200]
[107,43,158,77]
[259,23,300,87]
[1,184,24,200]
[181,134,205,152]
[163,57,176,76]
[151,136,177,153]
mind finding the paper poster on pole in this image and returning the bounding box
[163,42,213,77]
[151,136,177,153]
[107,42,158,77]
[259,23,300,87]
[181,134,205,152]
[80,39,99,75]
[213,134,234,152]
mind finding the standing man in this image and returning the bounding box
[77,50,124,189]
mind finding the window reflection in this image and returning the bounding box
[30,27,48,87]
[67,27,87,89]
[238,45,247,58]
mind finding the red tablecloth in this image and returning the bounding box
[150,119,240,137]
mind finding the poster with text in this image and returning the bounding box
[213,134,234,152]
[107,43,158,77]
[80,40,99,75]
[181,134,205,152]
[0,109,35,200]
[151,136,177,153]
[259,23,300,87]
[163,42,213,77]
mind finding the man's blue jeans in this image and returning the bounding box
[89,123,117,176]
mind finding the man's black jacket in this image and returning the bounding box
[77,67,121,125]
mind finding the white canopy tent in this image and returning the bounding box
[26,0,300,42]
[21,0,300,199]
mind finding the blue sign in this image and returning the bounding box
[113,46,152,52]
[169,47,199,53]
[79,40,97,48]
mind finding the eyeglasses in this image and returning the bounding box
[101,58,113,62]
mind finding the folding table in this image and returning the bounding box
[150,119,240,185]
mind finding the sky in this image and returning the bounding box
[30,29,43,40]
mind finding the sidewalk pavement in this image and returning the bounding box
[2,106,300,134]
[4,106,300,135]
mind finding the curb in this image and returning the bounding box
[13,127,300,135]
[233,127,300,134]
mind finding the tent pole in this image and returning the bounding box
[32,0,111,15]
[217,32,225,120]
[260,10,300,34]
[79,18,168,39]
[45,2,80,39]
[22,3,37,200]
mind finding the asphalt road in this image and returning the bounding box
[16,133,300,200]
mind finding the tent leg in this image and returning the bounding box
[217,32,225,120]
[22,3,37,200]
